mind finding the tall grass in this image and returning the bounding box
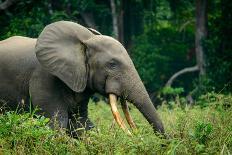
[0,93,231,154]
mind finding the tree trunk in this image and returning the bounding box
[80,12,97,29]
[48,2,53,15]
[195,0,207,75]
[0,0,16,10]
[110,0,119,40]
[165,0,207,87]
[118,0,124,44]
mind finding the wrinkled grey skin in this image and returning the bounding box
[0,21,164,135]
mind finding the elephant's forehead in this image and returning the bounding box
[93,35,120,43]
[92,35,126,52]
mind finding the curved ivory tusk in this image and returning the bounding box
[121,101,136,129]
[109,94,131,135]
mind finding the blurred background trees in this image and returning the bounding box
[0,0,231,102]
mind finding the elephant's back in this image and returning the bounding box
[0,36,37,56]
[0,36,39,106]
[0,36,36,47]
[0,36,38,71]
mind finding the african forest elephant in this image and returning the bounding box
[0,21,164,135]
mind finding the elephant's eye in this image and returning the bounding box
[108,60,118,69]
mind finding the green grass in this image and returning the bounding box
[0,93,231,154]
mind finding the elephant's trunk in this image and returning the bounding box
[121,68,165,134]
[133,98,165,133]
[126,79,165,134]
[107,68,165,134]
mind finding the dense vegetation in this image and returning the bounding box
[0,93,231,154]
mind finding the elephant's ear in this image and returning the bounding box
[35,21,94,92]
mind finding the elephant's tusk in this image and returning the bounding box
[121,101,136,129]
[109,94,131,135]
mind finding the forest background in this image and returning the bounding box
[0,0,231,103]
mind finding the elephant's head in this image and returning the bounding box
[35,21,164,134]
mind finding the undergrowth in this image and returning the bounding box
[0,93,231,154]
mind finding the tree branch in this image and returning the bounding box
[165,65,199,87]
[0,0,16,10]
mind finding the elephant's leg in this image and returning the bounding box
[68,97,94,137]
[31,98,69,129]
[49,109,68,129]
[29,68,69,129]
[30,93,69,129]
[68,115,94,137]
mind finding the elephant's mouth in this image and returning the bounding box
[109,93,136,135]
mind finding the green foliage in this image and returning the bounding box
[160,87,185,107]
[204,37,232,92]
[0,0,111,40]
[202,0,232,92]
[0,0,231,95]
[130,0,196,93]
[0,94,232,154]
[131,25,195,92]
[162,87,184,96]
[191,121,213,145]
[197,92,232,108]
[0,110,86,154]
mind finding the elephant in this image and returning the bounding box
[0,21,164,136]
